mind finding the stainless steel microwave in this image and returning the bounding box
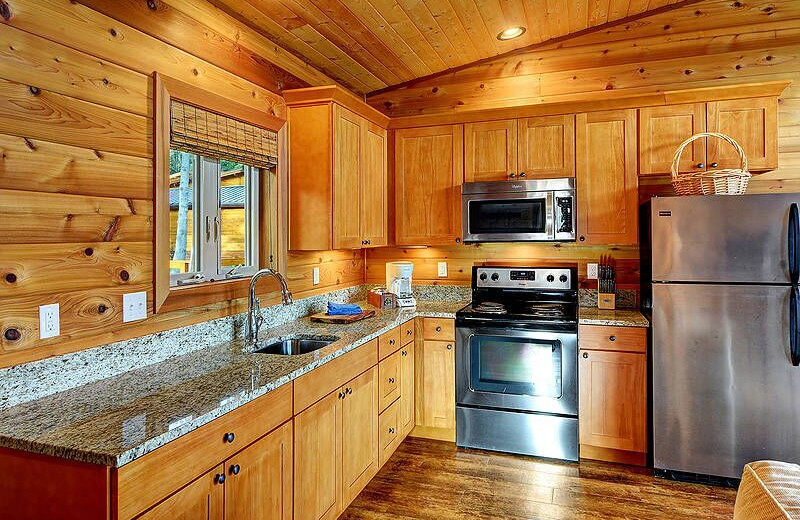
[461,178,576,243]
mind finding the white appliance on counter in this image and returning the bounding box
[386,261,416,307]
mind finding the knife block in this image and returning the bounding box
[597,292,616,310]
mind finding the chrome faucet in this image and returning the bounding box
[247,268,293,345]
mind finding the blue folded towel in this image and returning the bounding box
[327,302,363,316]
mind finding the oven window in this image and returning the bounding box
[470,335,562,397]
[468,199,545,235]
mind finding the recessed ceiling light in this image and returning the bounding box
[497,26,526,40]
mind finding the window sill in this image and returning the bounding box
[160,278,265,314]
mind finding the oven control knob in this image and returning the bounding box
[559,275,568,283]
[490,273,499,281]
[479,272,487,281]
[546,274,555,282]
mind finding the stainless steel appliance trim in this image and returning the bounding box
[462,191,558,243]
[461,178,575,195]
[553,190,575,241]
[475,266,572,290]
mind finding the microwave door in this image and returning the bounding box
[463,192,554,242]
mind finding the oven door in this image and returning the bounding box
[462,191,554,242]
[456,326,577,416]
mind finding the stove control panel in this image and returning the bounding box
[475,267,572,290]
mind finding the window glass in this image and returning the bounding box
[169,150,197,276]
[218,160,252,272]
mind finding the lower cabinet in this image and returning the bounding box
[412,318,456,441]
[136,466,223,520]
[341,367,379,506]
[399,343,415,437]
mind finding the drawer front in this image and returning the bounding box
[401,320,415,346]
[294,338,378,413]
[423,318,455,341]
[116,383,293,520]
[578,325,647,353]
[378,326,402,360]
[379,349,401,413]
[379,399,400,467]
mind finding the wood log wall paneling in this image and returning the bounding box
[0,0,364,367]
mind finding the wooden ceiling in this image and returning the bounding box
[209,0,698,95]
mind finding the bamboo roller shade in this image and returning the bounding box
[170,100,278,168]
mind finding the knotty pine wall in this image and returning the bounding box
[366,0,800,290]
[0,0,364,367]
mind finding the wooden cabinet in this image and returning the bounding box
[517,115,575,178]
[341,367,379,507]
[136,467,224,520]
[576,109,638,246]
[640,97,778,175]
[464,120,517,182]
[378,399,401,466]
[286,86,389,250]
[379,349,401,412]
[412,318,456,441]
[394,125,463,245]
[399,343,416,438]
[578,324,647,466]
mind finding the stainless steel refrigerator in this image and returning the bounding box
[651,195,800,482]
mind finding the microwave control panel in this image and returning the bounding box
[556,196,573,233]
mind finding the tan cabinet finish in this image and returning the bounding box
[378,399,401,466]
[708,96,778,171]
[135,467,223,520]
[399,344,416,438]
[414,339,456,441]
[394,125,463,245]
[378,326,402,360]
[422,317,455,341]
[578,325,647,354]
[341,367,379,507]
[518,115,575,178]
[379,349,401,413]
[464,120,517,182]
[576,109,639,246]
[639,103,706,175]
[401,321,415,345]
[361,119,389,247]
[333,105,364,249]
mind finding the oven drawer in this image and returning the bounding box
[423,318,455,341]
[578,325,646,353]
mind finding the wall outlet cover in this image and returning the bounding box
[312,267,320,285]
[39,303,60,339]
[123,292,148,322]
[587,263,599,279]
[437,261,448,278]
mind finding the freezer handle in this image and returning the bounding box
[789,203,799,284]
[791,286,800,366]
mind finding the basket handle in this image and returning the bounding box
[671,132,749,179]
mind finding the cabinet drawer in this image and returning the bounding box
[116,382,293,520]
[578,325,646,353]
[423,318,455,341]
[379,399,400,467]
[379,349,401,413]
[401,320,415,346]
[378,326,402,360]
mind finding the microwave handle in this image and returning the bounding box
[545,191,555,240]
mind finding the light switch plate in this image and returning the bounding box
[312,267,320,285]
[39,303,60,339]
[587,263,599,279]
[123,292,148,322]
[437,262,448,278]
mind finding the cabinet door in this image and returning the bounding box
[225,421,293,520]
[416,340,456,435]
[399,344,415,437]
[333,105,363,249]
[517,115,575,178]
[639,104,706,175]
[360,120,388,247]
[136,467,223,520]
[294,391,342,520]
[464,120,517,182]
[576,110,638,245]
[341,367,379,507]
[395,125,463,245]
[579,349,646,453]
[379,349,401,413]
[708,97,778,171]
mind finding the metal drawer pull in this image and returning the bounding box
[401,350,407,356]
[446,344,453,350]
[609,335,617,342]
[436,326,442,332]
[230,464,240,475]
[389,427,395,434]
[583,352,589,359]
[223,432,235,443]
[389,377,395,384]
[389,339,395,345]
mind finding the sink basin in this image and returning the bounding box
[253,335,339,355]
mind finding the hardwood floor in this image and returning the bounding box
[341,438,737,520]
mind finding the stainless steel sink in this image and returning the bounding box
[252,335,338,355]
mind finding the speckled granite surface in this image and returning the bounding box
[0,301,464,468]
[578,307,649,327]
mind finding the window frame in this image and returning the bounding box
[154,73,287,314]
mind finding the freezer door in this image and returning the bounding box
[651,195,800,283]
[653,283,800,480]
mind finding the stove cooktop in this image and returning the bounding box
[458,299,578,324]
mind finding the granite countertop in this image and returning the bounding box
[0,301,464,468]
[578,307,649,328]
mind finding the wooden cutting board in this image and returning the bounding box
[309,309,376,324]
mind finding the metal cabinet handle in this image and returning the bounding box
[389,377,395,384]
[710,162,718,168]
[509,173,516,178]
[346,387,353,395]
[697,162,705,169]
[215,473,226,484]
[338,391,345,399]
[389,427,395,434]
[579,236,585,242]
[435,326,442,333]
[401,350,407,356]
[446,344,453,350]
[519,172,526,177]
[582,352,589,359]
[223,432,235,443]
[389,339,395,345]
[407,329,413,335]
[230,464,240,475]
[609,335,617,342]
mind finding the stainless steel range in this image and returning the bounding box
[455,266,579,461]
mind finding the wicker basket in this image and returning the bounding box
[671,132,751,196]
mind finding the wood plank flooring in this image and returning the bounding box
[341,438,737,520]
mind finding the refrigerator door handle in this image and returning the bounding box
[791,286,800,366]
[789,203,799,284]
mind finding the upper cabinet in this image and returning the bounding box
[576,110,639,246]
[639,96,778,175]
[463,115,575,182]
[285,86,389,250]
[394,125,464,246]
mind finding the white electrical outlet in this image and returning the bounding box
[312,267,320,285]
[437,261,448,278]
[123,291,148,322]
[39,303,60,339]
[587,263,599,279]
